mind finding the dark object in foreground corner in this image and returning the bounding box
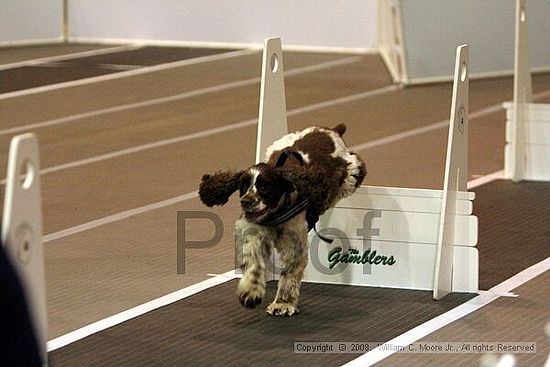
[0,242,42,367]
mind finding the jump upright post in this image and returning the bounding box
[255,38,289,282]
[2,133,48,365]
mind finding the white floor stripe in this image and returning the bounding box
[0,48,260,100]
[467,170,504,189]
[46,270,239,352]
[341,257,550,367]
[288,85,398,116]
[350,88,550,152]
[0,56,361,136]
[43,191,198,243]
[38,82,396,238]
[284,55,363,77]
[95,63,144,71]
[0,119,259,185]
[0,45,142,71]
[36,111,510,244]
[11,84,528,186]
[0,84,396,184]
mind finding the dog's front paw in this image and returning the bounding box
[237,290,263,309]
[236,279,265,309]
[266,302,299,317]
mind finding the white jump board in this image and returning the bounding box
[351,185,475,199]
[317,185,477,246]
[303,185,479,292]
[337,185,474,214]
[303,238,478,292]
[504,102,550,181]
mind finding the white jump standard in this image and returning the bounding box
[304,45,476,300]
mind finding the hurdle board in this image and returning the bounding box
[504,0,550,182]
[2,133,48,366]
[254,38,478,299]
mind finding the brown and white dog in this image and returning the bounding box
[199,124,366,316]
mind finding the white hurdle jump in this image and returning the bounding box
[255,38,478,299]
[2,133,48,365]
[504,0,550,182]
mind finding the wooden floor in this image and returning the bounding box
[47,179,550,366]
[0,43,548,366]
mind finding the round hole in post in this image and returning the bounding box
[19,160,35,190]
[460,61,467,82]
[520,7,526,22]
[270,53,279,73]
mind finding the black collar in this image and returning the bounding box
[254,191,333,243]
[254,190,308,227]
[252,148,333,242]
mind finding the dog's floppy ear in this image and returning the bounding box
[273,168,296,194]
[199,170,244,207]
[331,123,347,136]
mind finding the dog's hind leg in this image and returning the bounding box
[235,219,272,309]
[267,213,308,317]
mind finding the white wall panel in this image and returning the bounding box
[69,0,377,50]
[400,0,550,83]
[0,0,62,45]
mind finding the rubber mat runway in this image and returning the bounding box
[0,43,548,366]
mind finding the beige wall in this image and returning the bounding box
[0,0,63,45]
[68,0,378,50]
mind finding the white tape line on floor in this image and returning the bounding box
[0,45,142,71]
[0,86,398,184]
[46,270,239,352]
[0,55,362,136]
[341,257,550,367]
[0,48,260,101]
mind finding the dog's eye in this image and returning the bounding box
[256,184,267,194]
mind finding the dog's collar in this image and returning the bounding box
[254,190,307,227]
[253,149,310,227]
[253,148,333,242]
[253,191,333,243]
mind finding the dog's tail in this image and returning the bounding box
[332,123,347,136]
